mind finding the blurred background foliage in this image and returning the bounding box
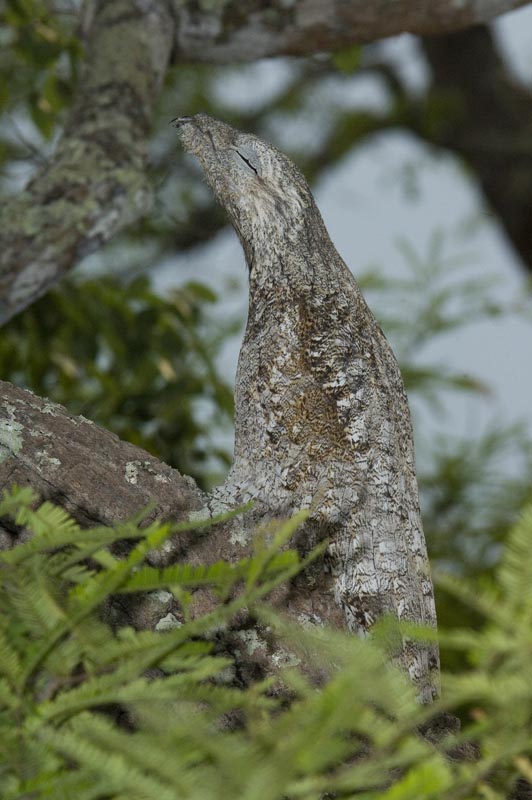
[1,0,532,672]
[0,276,236,481]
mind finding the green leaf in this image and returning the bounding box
[332,44,362,74]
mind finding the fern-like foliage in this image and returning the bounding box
[2,487,532,799]
[435,501,532,797]
[0,487,308,798]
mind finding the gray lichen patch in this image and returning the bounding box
[151,590,173,604]
[155,613,182,631]
[125,461,140,485]
[78,414,95,426]
[35,450,61,471]
[41,401,62,416]
[297,612,324,628]
[229,521,250,547]
[236,628,267,655]
[188,506,212,523]
[0,404,24,464]
[124,459,176,487]
[271,647,301,669]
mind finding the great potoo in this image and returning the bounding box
[174,113,440,702]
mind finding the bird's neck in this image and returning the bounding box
[243,209,341,308]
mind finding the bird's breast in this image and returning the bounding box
[233,301,364,489]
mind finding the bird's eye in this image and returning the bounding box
[237,151,258,174]
[231,146,260,176]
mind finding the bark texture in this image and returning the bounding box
[0,0,174,324]
[172,0,529,62]
[176,114,440,702]
[0,381,203,532]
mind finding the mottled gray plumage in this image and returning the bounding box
[175,114,439,702]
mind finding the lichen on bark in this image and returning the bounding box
[0,0,175,324]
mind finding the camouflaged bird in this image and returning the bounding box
[174,113,440,702]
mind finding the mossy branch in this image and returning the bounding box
[0,0,175,324]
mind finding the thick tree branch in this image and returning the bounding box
[0,0,174,324]
[0,379,345,673]
[172,0,530,62]
[0,381,203,530]
[421,26,532,274]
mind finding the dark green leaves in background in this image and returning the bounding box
[1,0,80,146]
[0,275,234,487]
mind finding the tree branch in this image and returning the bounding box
[421,25,532,274]
[0,380,203,530]
[172,0,529,62]
[0,0,175,324]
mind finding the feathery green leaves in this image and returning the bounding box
[2,488,532,798]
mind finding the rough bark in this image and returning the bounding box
[172,0,529,62]
[0,381,203,532]
[0,0,174,324]
[421,25,532,274]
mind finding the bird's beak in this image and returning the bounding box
[170,116,194,128]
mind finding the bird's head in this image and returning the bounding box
[173,114,313,258]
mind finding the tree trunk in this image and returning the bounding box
[0,0,174,323]
[421,25,532,274]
